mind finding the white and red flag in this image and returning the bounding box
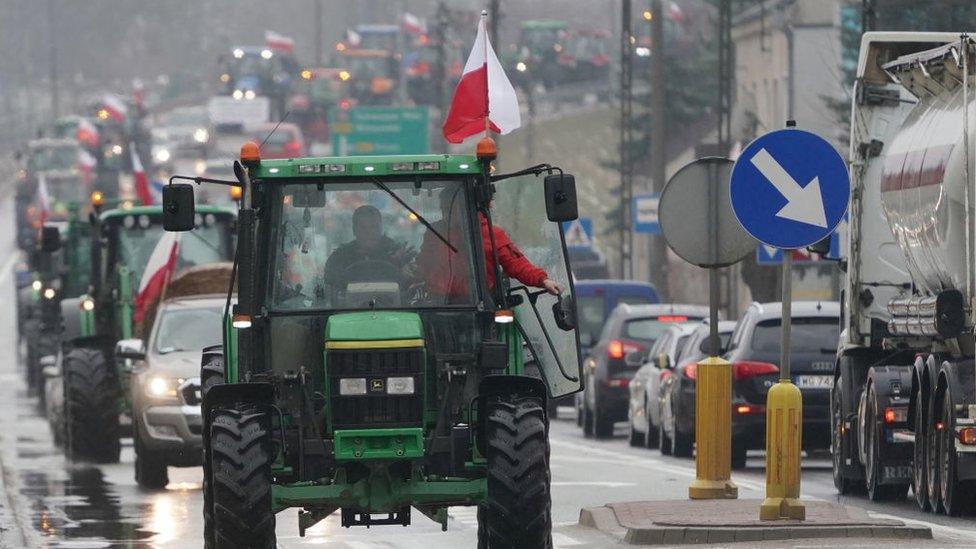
[77,149,97,186]
[35,174,51,226]
[345,28,362,47]
[131,144,154,206]
[265,30,295,54]
[402,12,426,35]
[442,11,521,144]
[76,118,100,148]
[100,94,127,122]
[134,231,181,324]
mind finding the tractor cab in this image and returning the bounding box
[163,143,582,547]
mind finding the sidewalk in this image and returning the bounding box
[579,499,932,545]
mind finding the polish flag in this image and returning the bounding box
[402,12,426,35]
[77,149,97,186]
[76,118,100,148]
[100,94,127,122]
[265,30,295,54]
[131,145,153,205]
[134,232,182,324]
[442,11,521,144]
[35,174,51,225]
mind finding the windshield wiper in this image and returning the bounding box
[369,178,457,253]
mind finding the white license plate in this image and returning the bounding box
[795,375,834,389]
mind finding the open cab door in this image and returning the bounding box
[491,171,583,397]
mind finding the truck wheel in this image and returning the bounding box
[63,347,120,463]
[831,383,854,494]
[940,392,974,516]
[913,392,930,510]
[927,394,943,513]
[479,396,551,549]
[210,405,275,549]
[134,428,169,489]
[865,385,907,501]
[201,352,224,549]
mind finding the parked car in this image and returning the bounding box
[580,303,708,438]
[719,301,840,467]
[124,295,228,488]
[658,320,737,458]
[627,322,697,448]
[248,122,305,158]
[572,280,658,423]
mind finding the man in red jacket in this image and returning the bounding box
[415,188,562,304]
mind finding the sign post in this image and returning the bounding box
[659,157,756,500]
[729,121,850,521]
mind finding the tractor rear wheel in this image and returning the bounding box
[134,428,169,489]
[210,405,275,549]
[201,352,224,549]
[63,347,120,463]
[479,396,552,549]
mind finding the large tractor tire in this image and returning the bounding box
[134,428,169,489]
[210,405,275,549]
[63,347,120,463]
[201,352,224,549]
[479,396,552,549]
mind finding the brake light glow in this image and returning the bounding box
[657,315,689,323]
[606,378,629,388]
[732,361,779,381]
[735,404,765,415]
[608,339,643,360]
[684,363,697,380]
[883,407,907,425]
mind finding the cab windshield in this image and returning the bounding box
[114,214,232,283]
[154,305,225,354]
[269,179,479,311]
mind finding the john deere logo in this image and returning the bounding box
[370,379,385,393]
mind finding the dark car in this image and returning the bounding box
[658,320,737,457]
[716,301,839,467]
[580,303,708,438]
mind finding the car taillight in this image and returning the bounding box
[684,363,697,380]
[735,404,765,415]
[606,378,629,388]
[608,339,643,360]
[283,140,302,156]
[732,361,779,381]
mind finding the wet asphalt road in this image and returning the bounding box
[5,152,976,547]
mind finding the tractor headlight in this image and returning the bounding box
[339,378,367,395]
[80,298,95,311]
[244,90,256,100]
[32,280,43,291]
[386,377,415,395]
[232,89,244,100]
[146,376,180,399]
[154,148,171,163]
[43,288,56,300]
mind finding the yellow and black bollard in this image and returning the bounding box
[688,356,738,499]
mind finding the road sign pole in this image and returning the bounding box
[689,159,738,500]
[760,226,806,521]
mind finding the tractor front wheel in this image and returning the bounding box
[479,396,552,549]
[210,405,275,549]
[201,352,224,549]
[63,347,120,463]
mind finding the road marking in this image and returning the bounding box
[750,147,828,228]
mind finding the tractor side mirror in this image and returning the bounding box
[552,294,576,331]
[115,338,146,361]
[624,350,645,368]
[39,226,61,253]
[163,184,195,231]
[543,173,578,222]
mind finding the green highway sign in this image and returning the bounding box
[330,106,430,156]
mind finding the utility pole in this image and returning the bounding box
[47,0,60,119]
[649,0,668,296]
[488,0,501,158]
[717,0,736,317]
[314,0,323,66]
[619,0,633,279]
[433,1,449,153]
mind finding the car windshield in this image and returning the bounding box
[269,180,478,311]
[30,145,77,172]
[751,317,839,353]
[154,305,225,354]
[624,317,701,345]
[115,214,231,284]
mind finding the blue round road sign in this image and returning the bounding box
[729,129,849,249]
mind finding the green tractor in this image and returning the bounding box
[19,204,93,394]
[55,200,236,462]
[163,144,583,547]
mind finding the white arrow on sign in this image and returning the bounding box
[749,148,828,228]
[761,244,779,259]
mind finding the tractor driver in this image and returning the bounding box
[413,188,562,304]
[322,204,413,293]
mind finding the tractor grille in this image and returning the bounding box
[327,346,424,430]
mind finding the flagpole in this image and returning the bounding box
[482,9,490,139]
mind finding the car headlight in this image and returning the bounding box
[154,148,171,163]
[244,90,256,100]
[193,128,209,143]
[232,89,244,100]
[145,376,181,398]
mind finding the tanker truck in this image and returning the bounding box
[833,32,976,515]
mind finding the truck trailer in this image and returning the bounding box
[834,32,976,515]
